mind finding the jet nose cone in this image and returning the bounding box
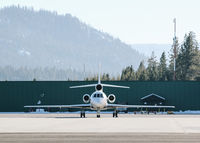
[91,99,105,108]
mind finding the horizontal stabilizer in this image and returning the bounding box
[102,84,130,88]
[70,84,96,88]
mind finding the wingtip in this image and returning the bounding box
[124,86,130,89]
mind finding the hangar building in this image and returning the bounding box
[0,81,200,112]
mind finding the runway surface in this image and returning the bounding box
[0,113,200,133]
[0,113,200,142]
[0,133,200,143]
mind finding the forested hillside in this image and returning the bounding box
[87,32,200,81]
[0,6,146,81]
[120,32,200,81]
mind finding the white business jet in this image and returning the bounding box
[24,71,175,118]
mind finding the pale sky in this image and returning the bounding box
[1,0,200,44]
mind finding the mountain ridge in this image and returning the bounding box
[0,6,146,75]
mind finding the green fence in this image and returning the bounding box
[0,81,200,112]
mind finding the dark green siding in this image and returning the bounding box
[0,81,200,112]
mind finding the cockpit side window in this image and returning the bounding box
[94,94,96,97]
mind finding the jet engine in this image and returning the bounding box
[107,94,116,103]
[95,84,103,91]
[83,94,90,103]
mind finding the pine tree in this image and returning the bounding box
[102,73,110,81]
[194,51,200,80]
[158,52,167,81]
[139,70,148,81]
[147,52,158,81]
[176,32,199,80]
[121,68,127,81]
[187,42,200,80]
[121,65,136,81]
[136,61,147,81]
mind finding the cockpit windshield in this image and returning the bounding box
[93,93,103,98]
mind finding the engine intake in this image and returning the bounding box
[83,94,90,103]
[96,84,103,91]
[108,94,116,103]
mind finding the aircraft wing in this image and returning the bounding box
[107,104,175,109]
[24,104,91,109]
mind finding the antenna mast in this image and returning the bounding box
[173,18,176,80]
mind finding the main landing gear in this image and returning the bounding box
[113,110,118,118]
[80,110,85,118]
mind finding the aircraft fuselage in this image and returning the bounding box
[90,90,108,110]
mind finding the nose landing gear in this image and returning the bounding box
[97,109,100,118]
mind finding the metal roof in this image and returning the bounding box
[141,93,165,100]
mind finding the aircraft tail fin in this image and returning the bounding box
[98,63,101,84]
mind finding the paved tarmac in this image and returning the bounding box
[0,113,200,133]
[0,113,200,142]
[0,133,200,143]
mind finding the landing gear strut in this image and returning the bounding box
[80,110,85,118]
[113,109,118,118]
[97,109,100,118]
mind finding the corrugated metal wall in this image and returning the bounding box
[0,81,200,112]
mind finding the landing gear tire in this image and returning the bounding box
[113,113,115,117]
[113,112,118,118]
[97,115,100,118]
[80,112,86,118]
